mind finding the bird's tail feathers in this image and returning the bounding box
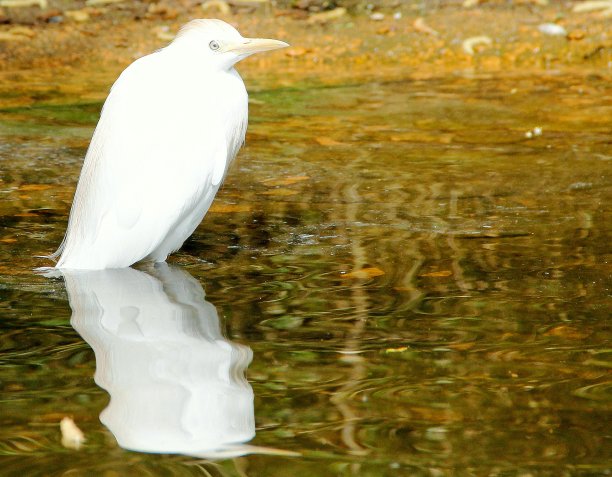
[36,234,67,267]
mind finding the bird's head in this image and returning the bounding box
[169,19,289,70]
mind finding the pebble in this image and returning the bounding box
[462,35,492,55]
[0,25,35,40]
[60,417,85,450]
[201,0,231,15]
[152,25,173,41]
[65,9,90,22]
[85,0,124,6]
[307,7,346,24]
[0,0,46,8]
[573,0,612,13]
[414,17,439,36]
[538,23,567,36]
[525,126,543,139]
[569,182,593,190]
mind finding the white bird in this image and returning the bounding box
[50,19,288,270]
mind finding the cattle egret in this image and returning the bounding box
[50,19,288,270]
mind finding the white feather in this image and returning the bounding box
[52,20,282,270]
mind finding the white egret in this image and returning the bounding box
[50,19,288,270]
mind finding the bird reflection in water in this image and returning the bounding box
[60,264,255,458]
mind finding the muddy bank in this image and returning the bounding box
[0,1,611,106]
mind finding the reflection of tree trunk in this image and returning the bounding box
[330,184,369,457]
[447,235,471,293]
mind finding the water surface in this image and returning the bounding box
[0,72,610,476]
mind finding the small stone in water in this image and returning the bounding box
[525,126,542,138]
[569,182,593,190]
[538,23,567,36]
[60,417,85,450]
[370,12,385,21]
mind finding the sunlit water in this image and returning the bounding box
[0,73,610,476]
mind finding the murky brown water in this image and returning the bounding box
[0,72,610,476]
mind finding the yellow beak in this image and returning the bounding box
[226,38,289,55]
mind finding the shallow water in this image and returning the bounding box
[0,72,610,476]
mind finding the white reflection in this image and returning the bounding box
[61,264,254,458]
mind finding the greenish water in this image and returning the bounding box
[0,73,610,476]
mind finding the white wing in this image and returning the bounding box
[55,51,247,269]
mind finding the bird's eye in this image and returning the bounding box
[209,40,220,51]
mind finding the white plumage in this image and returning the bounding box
[52,19,287,269]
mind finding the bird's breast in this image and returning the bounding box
[158,68,248,190]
